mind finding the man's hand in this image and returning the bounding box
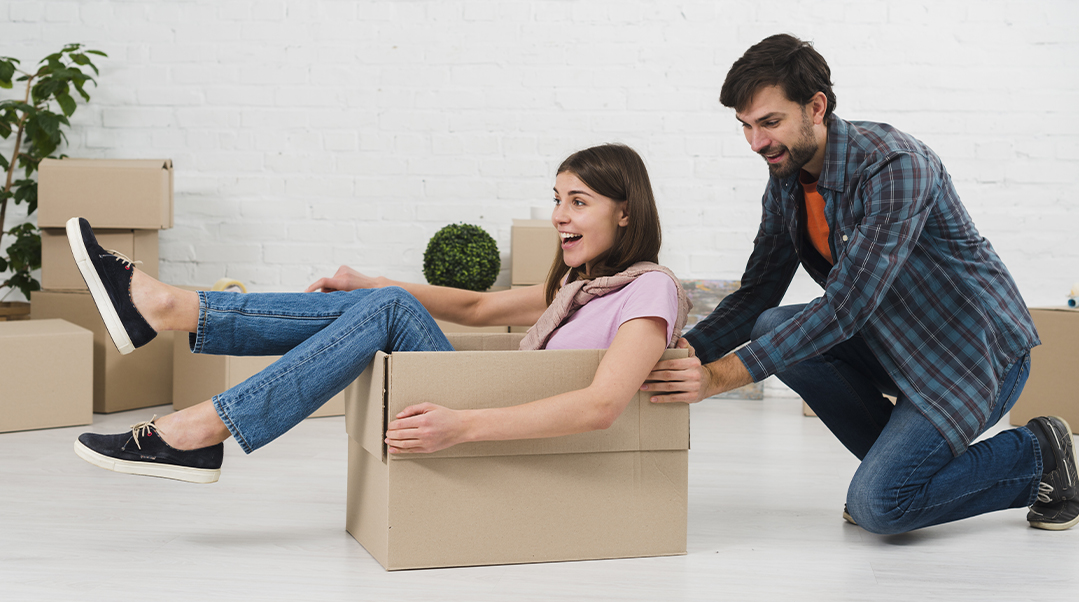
[642,337,710,403]
[304,265,378,293]
[642,337,755,403]
[385,402,465,454]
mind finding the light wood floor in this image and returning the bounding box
[2,396,1076,601]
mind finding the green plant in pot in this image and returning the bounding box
[423,223,501,291]
[0,43,106,305]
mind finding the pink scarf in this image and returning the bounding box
[518,262,691,351]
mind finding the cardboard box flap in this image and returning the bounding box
[345,351,390,459]
[376,347,688,460]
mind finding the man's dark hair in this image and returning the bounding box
[720,34,837,120]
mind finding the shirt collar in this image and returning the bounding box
[817,114,849,193]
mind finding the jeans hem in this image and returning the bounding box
[213,394,253,455]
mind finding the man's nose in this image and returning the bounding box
[749,129,770,153]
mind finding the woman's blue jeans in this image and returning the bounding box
[755,305,1043,534]
[190,287,453,454]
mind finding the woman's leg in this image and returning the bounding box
[192,286,453,453]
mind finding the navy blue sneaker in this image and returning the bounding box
[66,216,156,354]
[74,419,223,484]
[1026,416,1079,530]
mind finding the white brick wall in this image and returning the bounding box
[1,0,1076,313]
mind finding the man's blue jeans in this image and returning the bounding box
[190,287,454,454]
[755,305,1043,534]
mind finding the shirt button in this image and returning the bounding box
[842,235,849,242]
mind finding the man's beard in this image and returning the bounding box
[761,110,818,179]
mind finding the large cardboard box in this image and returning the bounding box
[1010,308,1079,432]
[0,319,93,433]
[172,333,343,417]
[344,332,689,570]
[41,228,159,291]
[511,219,559,286]
[38,158,174,229]
[31,291,173,413]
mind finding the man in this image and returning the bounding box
[645,34,1077,534]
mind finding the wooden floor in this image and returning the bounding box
[1,396,1076,601]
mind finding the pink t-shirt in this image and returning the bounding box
[543,271,679,350]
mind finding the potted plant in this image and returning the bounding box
[423,223,501,291]
[0,43,106,315]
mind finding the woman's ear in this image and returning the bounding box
[617,206,630,228]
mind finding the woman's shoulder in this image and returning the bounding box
[617,271,679,307]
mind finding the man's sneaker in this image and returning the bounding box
[1026,416,1079,530]
[842,504,857,525]
[74,419,223,484]
[66,216,156,355]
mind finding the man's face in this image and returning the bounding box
[736,85,820,179]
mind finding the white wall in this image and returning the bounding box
[2,0,1077,307]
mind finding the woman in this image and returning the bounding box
[70,144,689,484]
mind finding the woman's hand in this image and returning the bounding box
[385,402,467,454]
[305,265,380,293]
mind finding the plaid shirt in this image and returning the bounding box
[685,116,1039,456]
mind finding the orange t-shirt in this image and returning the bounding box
[799,170,833,264]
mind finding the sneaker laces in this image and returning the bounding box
[1037,481,1055,504]
[129,417,159,450]
[103,249,143,269]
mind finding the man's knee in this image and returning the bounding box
[750,305,804,340]
[846,474,918,535]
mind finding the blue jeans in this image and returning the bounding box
[191,287,454,453]
[755,305,1042,534]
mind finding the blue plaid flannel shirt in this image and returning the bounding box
[685,116,1039,456]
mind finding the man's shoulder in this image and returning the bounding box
[839,117,937,161]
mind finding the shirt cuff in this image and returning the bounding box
[734,340,779,383]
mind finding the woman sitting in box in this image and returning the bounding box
[68,143,690,484]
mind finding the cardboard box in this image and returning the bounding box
[0,319,93,433]
[41,228,159,291]
[344,332,689,570]
[172,333,343,417]
[1010,308,1079,432]
[433,318,509,335]
[511,219,559,286]
[31,291,173,413]
[38,158,174,229]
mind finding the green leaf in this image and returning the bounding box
[55,92,76,117]
[86,50,107,57]
[0,257,8,272]
[13,180,37,214]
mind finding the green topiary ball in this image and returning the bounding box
[423,223,501,291]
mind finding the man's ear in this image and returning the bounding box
[809,91,828,125]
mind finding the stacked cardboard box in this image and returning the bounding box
[344,333,690,570]
[31,159,175,413]
[509,219,559,333]
[1010,308,1079,433]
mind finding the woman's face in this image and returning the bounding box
[551,171,629,275]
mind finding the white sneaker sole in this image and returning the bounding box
[74,440,220,484]
[66,217,135,355]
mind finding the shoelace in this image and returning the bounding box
[1037,481,1055,504]
[102,249,143,269]
[129,417,159,450]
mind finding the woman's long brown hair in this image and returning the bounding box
[543,144,662,305]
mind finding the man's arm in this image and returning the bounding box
[643,349,754,403]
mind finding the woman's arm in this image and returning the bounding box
[384,315,670,453]
[305,265,548,327]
